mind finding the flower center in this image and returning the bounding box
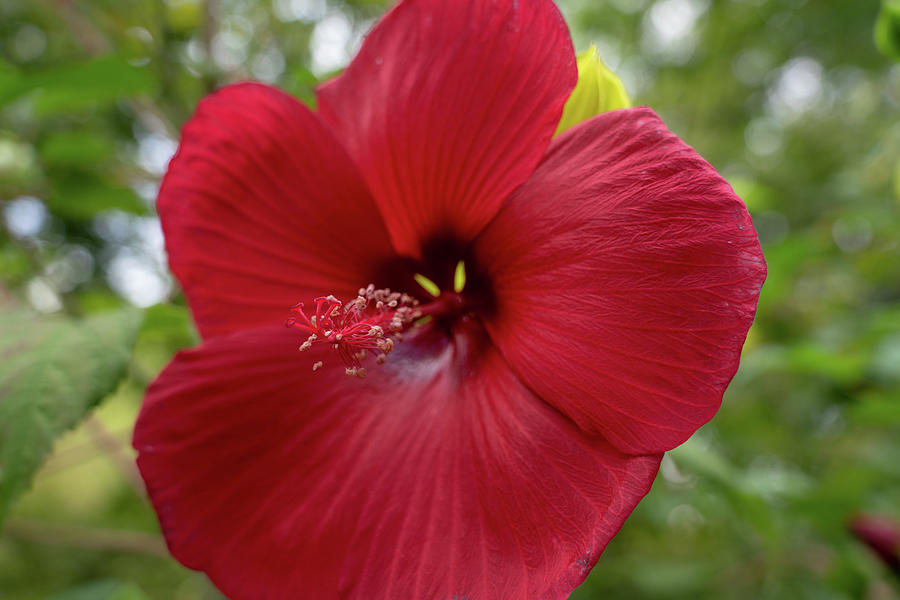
[288,234,499,379]
[286,285,421,378]
[286,274,478,378]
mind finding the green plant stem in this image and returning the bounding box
[2,518,168,556]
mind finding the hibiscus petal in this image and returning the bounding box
[316,0,576,258]
[474,107,767,455]
[159,82,391,338]
[134,325,660,599]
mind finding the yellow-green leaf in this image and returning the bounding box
[875,0,900,62]
[555,45,631,136]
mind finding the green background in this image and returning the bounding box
[1,0,899,598]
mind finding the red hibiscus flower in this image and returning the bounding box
[133,0,766,598]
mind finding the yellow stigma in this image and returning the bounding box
[413,273,440,297]
[453,260,466,293]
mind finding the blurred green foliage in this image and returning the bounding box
[0,308,142,525]
[0,0,899,598]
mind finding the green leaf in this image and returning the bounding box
[0,245,32,286]
[0,308,144,525]
[629,560,721,596]
[40,131,114,168]
[12,55,155,115]
[139,303,199,349]
[786,343,866,385]
[848,390,900,426]
[285,66,320,108]
[49,580,150,600]
[0,59,26,105]
[876,0,900,61]
[48,175,146,219]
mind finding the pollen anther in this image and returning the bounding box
[287,285,420,377]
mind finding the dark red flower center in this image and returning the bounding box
[288,236,497,377]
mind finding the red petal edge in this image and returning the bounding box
[317,0,577,259]
[134,325,661,599]
[159,82,391,339]
[475,107,767,455]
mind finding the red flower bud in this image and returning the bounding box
[850,514,900,573]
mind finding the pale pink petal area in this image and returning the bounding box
[159,82,391,339]
[475,107,766,455]
[316,0,576,258]
[133,325,661,600]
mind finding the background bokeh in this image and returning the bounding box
[1,0,899,598]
